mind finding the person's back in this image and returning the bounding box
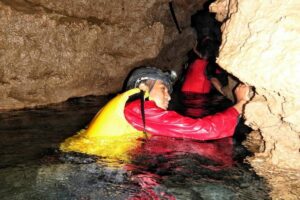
[180,36,227,117]
[181,59,211,94]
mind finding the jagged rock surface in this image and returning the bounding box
[211,0,300,169]
[211,0,300,198]
[0,0,201,109]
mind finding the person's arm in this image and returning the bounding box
[124,100,240,141]
[232,84,250,114]
[124,84,250,141]
[210,77,224,94]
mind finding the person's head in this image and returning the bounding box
[125,66,176,110]
[194,37,220,61]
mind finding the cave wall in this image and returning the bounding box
[210,0,300,169]
[0,0,202,109]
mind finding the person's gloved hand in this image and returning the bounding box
[235,84,250,102]
[233,84,252,114]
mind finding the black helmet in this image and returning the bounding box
[125,66,177,93]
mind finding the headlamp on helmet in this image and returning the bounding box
[126,66,177,93]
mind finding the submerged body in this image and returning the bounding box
[181,58,229,117]
[61,89,239,160]
[60,66,249,160]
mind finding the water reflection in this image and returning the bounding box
[126,136,235,199]
[0,95,270,199]
[122,136,266,199]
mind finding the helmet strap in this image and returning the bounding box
[139,90,148,139]
[147,79,156,93]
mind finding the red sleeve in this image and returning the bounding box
[124,100,239,141]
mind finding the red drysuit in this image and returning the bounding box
[124,100,239,141]
[181,59,212,117]
[181,59,211,94]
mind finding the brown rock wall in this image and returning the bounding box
[211,0,300,169]
[0,0,202,109]
[210,0,300,198]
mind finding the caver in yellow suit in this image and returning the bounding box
[60,88,147,162]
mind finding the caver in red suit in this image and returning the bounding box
[181,59,211,94]
[181,59,212,117]
[124,99,239,141]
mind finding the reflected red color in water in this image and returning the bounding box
[181,93,209,118]
[128,172,176,200]
[135,136,234,168]
[126,136,234,199]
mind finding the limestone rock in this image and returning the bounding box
[0,0,202,109]
[210,0,300,170]
[210,1,300,197]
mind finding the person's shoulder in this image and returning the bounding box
[125,99,163,117]
[193,58,209,66]
[125,99,157,110]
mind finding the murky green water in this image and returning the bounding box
[0,95,270,200]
